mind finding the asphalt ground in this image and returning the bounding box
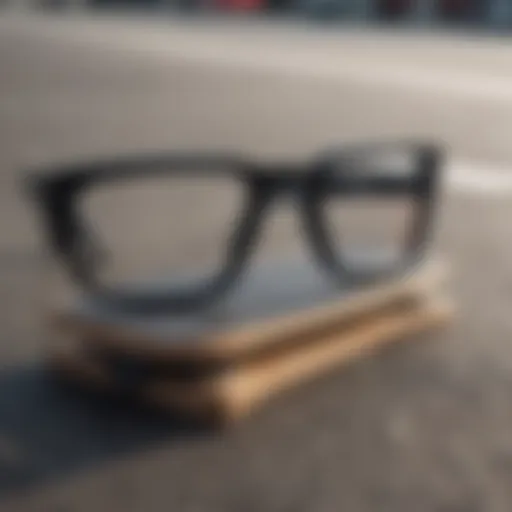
[2,12,512,511]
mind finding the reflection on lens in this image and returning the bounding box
[79,172,244,290]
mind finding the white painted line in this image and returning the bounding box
[366,159,512,196]
[447,161,512,196]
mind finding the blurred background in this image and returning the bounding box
[3,1,512,512]
[5,0,512,26]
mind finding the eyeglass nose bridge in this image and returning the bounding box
[251,169,311,201]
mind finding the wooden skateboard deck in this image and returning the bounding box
[49,255,448,364]
[49,291,453,425]
[46,256,453,425]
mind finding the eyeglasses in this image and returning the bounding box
[25,141,442,314]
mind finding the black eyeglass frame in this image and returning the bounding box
[25,141,443,314]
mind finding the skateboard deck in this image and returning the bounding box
[46,255,453,425]
[49,291,453,425]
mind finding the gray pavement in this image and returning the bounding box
[2,12,512,512]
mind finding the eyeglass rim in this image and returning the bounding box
[23,140,445,314]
